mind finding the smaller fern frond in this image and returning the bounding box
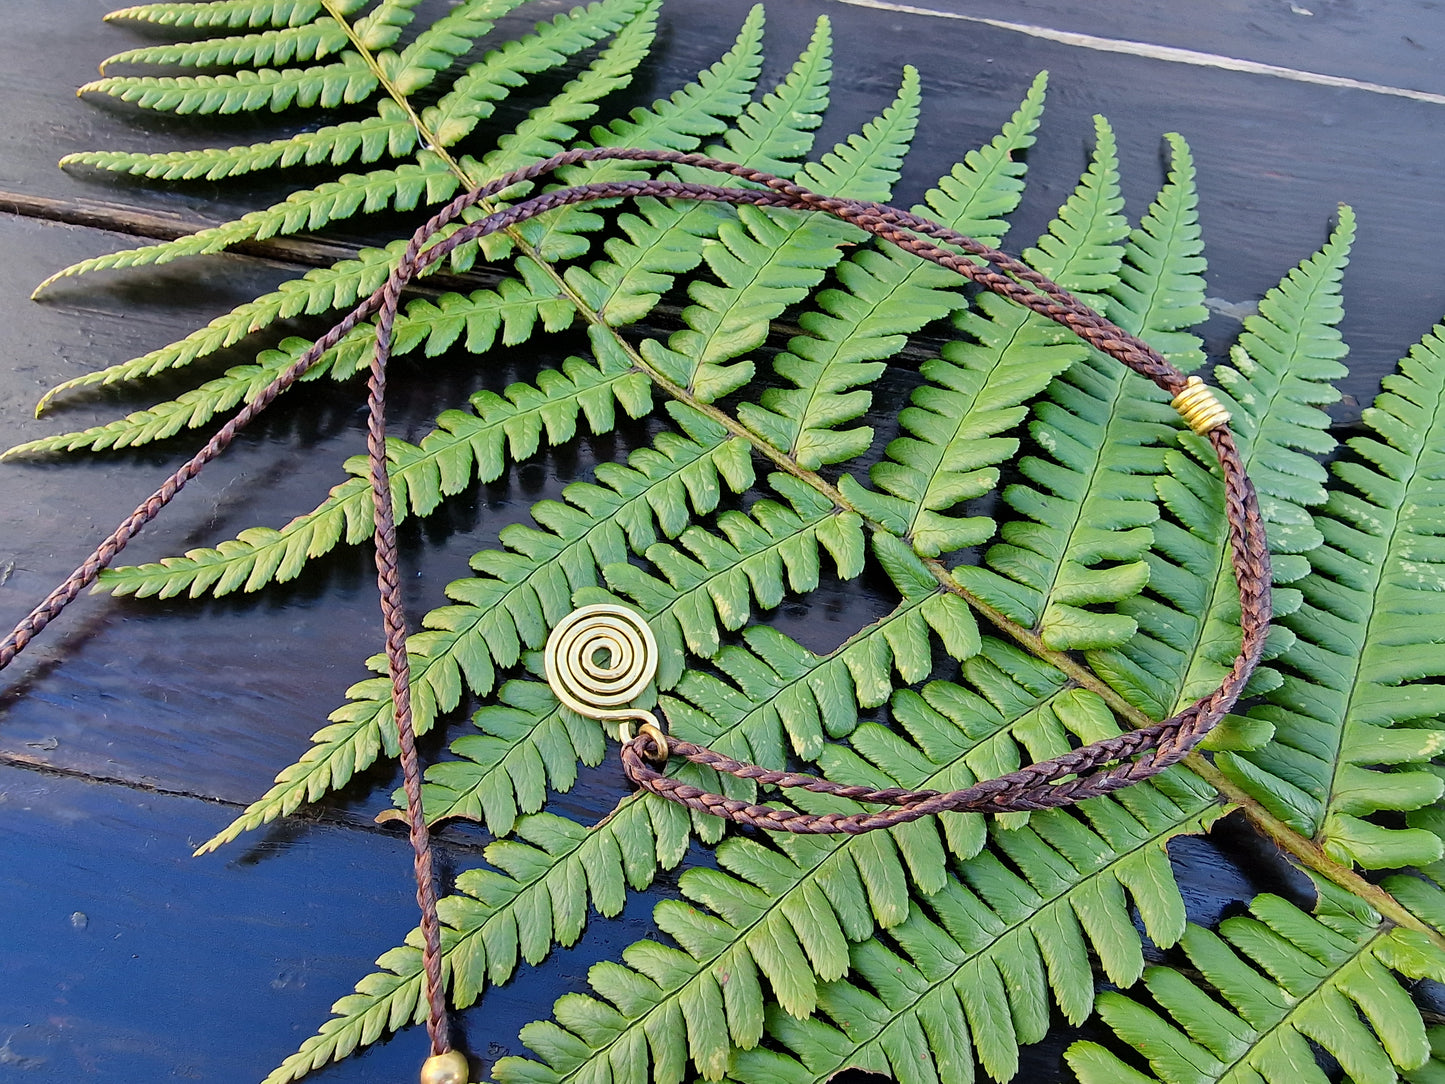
[8,337,318,456]
[99,335,664,602]
[98,19,348,70]
[385,0,529,96]
[17,257,571,458]
[35,238,418,408]
[77,51,379,115]
[59,104,417,182]
[260,798,689,1084]
[40,152,459,289]
[843,116,1127,559]
[918,70,1045,247]
[1067,880,1445,1084]
[349,0,426,51]
[736,72,1045,471]
[642,57,919,403]
[455,0,661,204]
[1219,320,1445,869]
[103,0,352,30]
[517,3,765,263]
[726,770,1219,1084]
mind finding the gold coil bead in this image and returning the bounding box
[1170,375,1231,436]
[544,604,661,742]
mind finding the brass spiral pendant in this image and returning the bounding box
[544,603,662,742]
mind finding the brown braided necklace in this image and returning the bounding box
[0,147,1270,1083]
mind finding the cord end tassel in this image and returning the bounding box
[1172,375,1231,435]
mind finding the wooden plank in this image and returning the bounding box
[1,3,1442,1082]
[0,761,671,1081]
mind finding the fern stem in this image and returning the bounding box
[1183,756,1445,948]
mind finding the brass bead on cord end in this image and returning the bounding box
[1171,376,1231,435]
[420,1050,470,1084]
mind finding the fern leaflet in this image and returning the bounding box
[1069,880,1445,1084]
[1220,320,1445,868]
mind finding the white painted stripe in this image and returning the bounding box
[831,0,1445,106]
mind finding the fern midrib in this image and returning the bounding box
[1310,376,1444,846]
[313,0,1445,956]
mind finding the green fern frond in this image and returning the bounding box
[78,51,379,114]
[455,0,662,207]
[259,799,689,1084]
[349,0,425,50]
[297,635,1171,1084]
[44,0,641,290]
[103,0,350,29]
[723,772,1218,1084]
[193,36,924,854]
[195,403,753,853]
[60,105,417,181]
[1218,320,1445,869]
[39,4,756,405]
[98,18,349,70]
[42,154,460,290]
[504,7,825,272]
[11,259,569,459]
[842,115,1128,559]
[955,133,1206,652]
[737,73,1045,470]
[8,337,318,455]
[34,239,413,409]
[1086,209,1352,729]
[518,4,765,261]
[499,766,1220,1084]
[1068,880,1445,1084]
[101,334,687,603]
[386,0,529,96]
[57,3,658,280]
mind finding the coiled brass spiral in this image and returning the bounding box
[1171,375,1232,435]
[544,604,661,742]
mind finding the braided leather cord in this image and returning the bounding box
[0,147,1271,1053]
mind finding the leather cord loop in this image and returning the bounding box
[0,146,1271,1059]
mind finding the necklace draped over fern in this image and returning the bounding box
[8,2,1445,1083]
